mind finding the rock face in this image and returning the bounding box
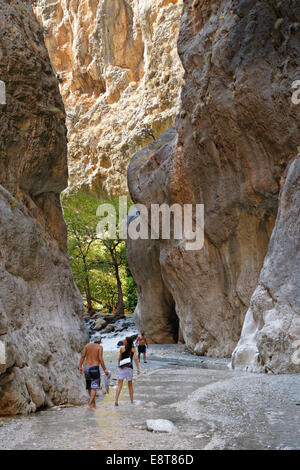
[34,0,184,196]
[0,0,88,415]
[232,157,300,373]
[127,0,300,370]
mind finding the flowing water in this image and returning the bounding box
[86,314,139,351]
[0,318,299,450]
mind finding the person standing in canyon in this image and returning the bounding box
[115,336,140,406]
[79,334,109,409]
[136,331,149,363]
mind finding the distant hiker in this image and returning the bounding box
[136,331,149,363]
[108,305,113,314]
[79,333,109,409]
[115,336,140,406]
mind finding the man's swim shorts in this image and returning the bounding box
[84,366,101,390]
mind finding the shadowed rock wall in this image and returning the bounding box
[0,0,88,414]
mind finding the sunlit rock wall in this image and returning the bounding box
[34,0,184,196]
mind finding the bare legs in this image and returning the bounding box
[138,351,147,363]
[88,389,97,409]
[115,379,134,405]
[115,379,124,406]
[128,380,134,403]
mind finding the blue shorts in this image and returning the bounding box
[84,366,101,390]
[138,345,146,354]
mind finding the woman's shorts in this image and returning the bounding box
[84,366,101,390]
[118,367,133,381]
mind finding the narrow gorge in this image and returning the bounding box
[0,0,299,420]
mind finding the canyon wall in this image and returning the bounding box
[232,156,300,373]
[0,0,88,415]
[127,0,300,371]
[34,0,184,196]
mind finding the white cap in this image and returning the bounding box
[93,333,102,343]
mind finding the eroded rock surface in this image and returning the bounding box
[232,157,300,373]
[127,0,300,368]
[34,0,184,195]
[0,0,87,414]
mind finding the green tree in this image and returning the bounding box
[62,191,137,316]
[96,197,132,316]
[88,270,117,308]
[62,191,99,314]
[124,262,138,311]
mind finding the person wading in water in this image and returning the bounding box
[115,336,140,406]
[136,331,149,363]
[79,333,109,409]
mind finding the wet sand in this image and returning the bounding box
[0,345,299,450]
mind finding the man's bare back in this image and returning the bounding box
[79,339,109,409]
[84,343,103,366]
[79,341,108,374]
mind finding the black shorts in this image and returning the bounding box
[84,366,100,390]
[138,345,146,354]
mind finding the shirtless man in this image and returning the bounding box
[79,333,109,409]
[136,331,149,363]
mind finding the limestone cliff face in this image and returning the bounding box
[34,0,184,196]
[232,156,300,373]
[127,0,300,370]
[0,0,88,414]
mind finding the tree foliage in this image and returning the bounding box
[62,191,137,315]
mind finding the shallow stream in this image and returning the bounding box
[0,344,299,450]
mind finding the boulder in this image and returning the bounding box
[104,325,115,334]
[93,318,107,331]
[146,419,177,433]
